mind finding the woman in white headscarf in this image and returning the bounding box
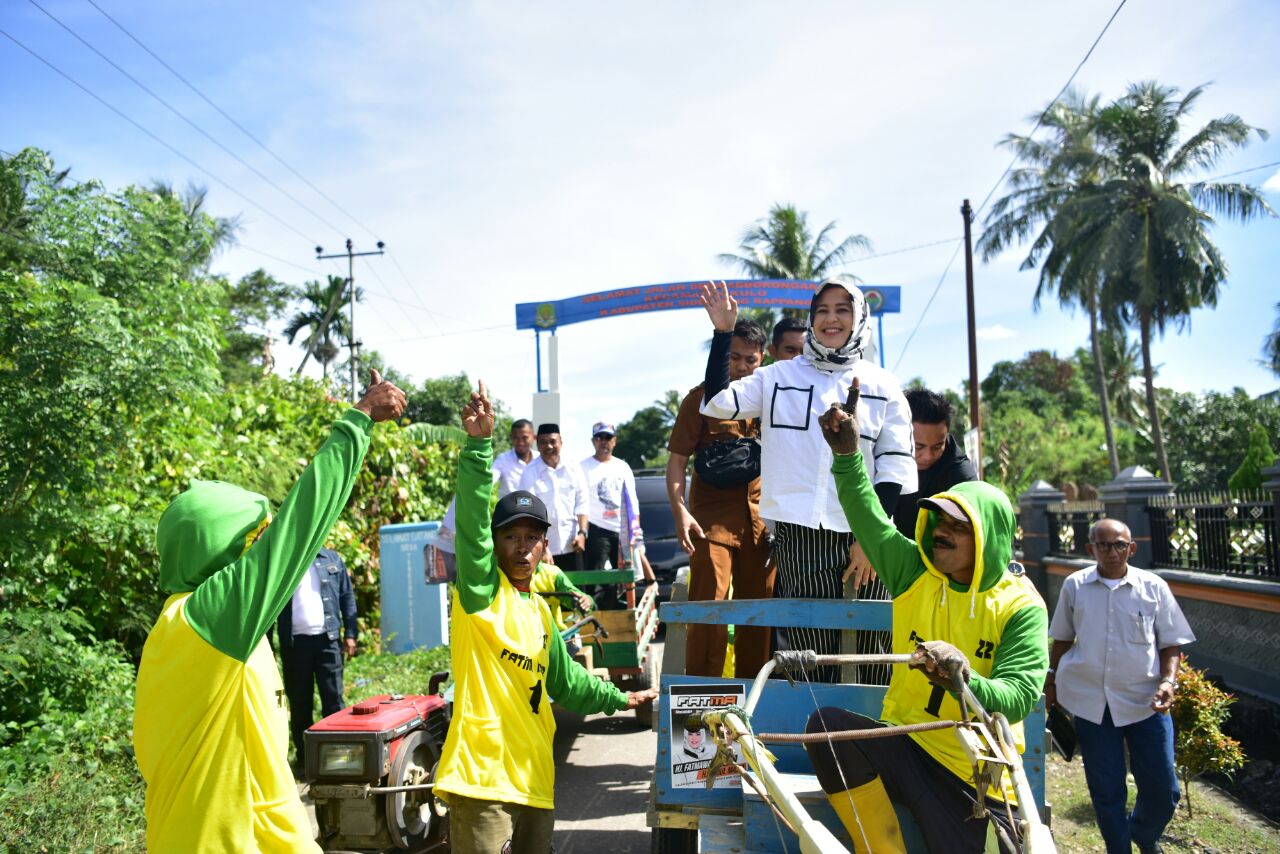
[697,279,917,682]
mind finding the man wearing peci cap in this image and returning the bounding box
[518,422,590,571]
[580,420,640,608]
[434,382,656,854]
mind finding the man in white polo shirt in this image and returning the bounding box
[519,423,590,570]
[1046,518,1195,854]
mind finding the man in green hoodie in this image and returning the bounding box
[802,381,1048,854]
[133,371,406,853]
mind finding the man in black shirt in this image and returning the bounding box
[892,389,978,538]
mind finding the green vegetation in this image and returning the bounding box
[1047,753,1279,852]
[982,82,1275,481]
[0,147,475,847]
[1171,657,1247,816]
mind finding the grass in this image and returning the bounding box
[1046,754,1280,853]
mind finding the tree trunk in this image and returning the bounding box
[1139,311,1171,480]
[1089,293,1120,477]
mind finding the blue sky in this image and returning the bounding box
[4,0,1279,461]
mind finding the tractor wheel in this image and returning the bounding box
[650,827,698,853]
[634,652,657,731]
[384,730,440,849]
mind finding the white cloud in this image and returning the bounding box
[1264,170,1280,193]
[976,324,1018,341]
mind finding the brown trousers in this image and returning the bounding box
[685,536,774,678]
[447,794,555,854]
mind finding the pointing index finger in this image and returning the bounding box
[477,379,488,401]
[845,377,861,412]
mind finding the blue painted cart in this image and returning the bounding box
[648,592,1050,853]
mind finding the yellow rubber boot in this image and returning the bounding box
[826,778,907,854]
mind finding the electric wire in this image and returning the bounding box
[1204,159,1280,182]
[83,0,383,244]
[0,26,317,246]
[893,0,1128,371]
[27,0,345,237]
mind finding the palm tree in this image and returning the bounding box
[147,180,240,271]
[284,275,360,380]
[1264,303,1280,377]
[719,203,871,282]
[979,90,1125,476]
[1054,82,1273,479]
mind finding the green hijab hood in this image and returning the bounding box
[156,479,271,594]
[915,479,1016,598]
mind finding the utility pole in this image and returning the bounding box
[316,239,385,402]
[961,199,982,475]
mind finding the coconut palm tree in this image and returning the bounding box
[1054,82,1273,479]
[147,180,240,271]
[284,274,360,380]
[979,90,1125,476]
[718,203,871,282]
[1264,303,1280,378]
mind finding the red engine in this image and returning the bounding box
[305,672,450,852]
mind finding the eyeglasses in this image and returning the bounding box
[1091,541,1131,553]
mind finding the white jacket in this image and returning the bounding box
[700,356,916,531]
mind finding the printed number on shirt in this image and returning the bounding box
[768,385,815,431]
[974,639,994,660]
[529,680,543,715]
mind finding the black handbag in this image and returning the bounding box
[694,437,762,488]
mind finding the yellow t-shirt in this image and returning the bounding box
[133,594,317,853]
[434,574,560,809]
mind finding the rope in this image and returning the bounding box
[757,719,960,743]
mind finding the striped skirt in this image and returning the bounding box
[772,521,891,684]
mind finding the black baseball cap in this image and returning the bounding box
[492,490,550,531]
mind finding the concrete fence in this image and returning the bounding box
[1018,461,1280,703]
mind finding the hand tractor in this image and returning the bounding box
[304,671,451,853]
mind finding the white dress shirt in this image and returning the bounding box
[1049,564,1196,727]
[700,355,916,531]
[519,456,589,555]
[290,562,327,635]
[493,448,531,498]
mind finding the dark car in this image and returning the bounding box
[634,472,687,601]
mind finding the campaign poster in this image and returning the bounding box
[668,683,747,789]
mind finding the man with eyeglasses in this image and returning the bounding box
[1046,518,1195,854]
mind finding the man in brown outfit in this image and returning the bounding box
[665,320,773,678]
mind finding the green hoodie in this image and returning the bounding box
[831,452,1047,799]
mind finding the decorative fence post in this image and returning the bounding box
[1264,460,1280,577]
[1018,480,1066,597]
[1098,465,1175,570]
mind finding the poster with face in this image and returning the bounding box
[669,683,746,789]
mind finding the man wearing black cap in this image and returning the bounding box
[433,382,656,854]
[799,383,1047,853]
[519,422,590,571]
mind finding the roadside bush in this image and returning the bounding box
[1171,656,1247,816]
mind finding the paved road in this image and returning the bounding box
[550,704,657,854]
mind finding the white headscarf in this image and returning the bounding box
[803,279,870,372]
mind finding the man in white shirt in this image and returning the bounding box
[1047,518,1195,854]
[581,420,639,608]
[519,423,589,569]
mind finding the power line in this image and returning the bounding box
[385,249,446,334]
[82,0,383,243]
[973,0,1129,218]
[1204,160,1280,182]
[27,0,344,237]
[894,0,1128,370]
[854,236,960,263]
[0,25,317,245]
